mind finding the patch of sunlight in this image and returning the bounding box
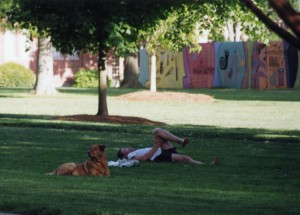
[255,134,299,139]
[0,145,33,150]
[178,187,277,199]
[0,144,61,152]
[0,141,35,146]
[81,135,100,140]
[3,177,35,184]
[15,188,99,199]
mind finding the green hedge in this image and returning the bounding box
[73,68,99,88]
[0,62,35,87]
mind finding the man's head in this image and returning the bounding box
[117,148,135,159]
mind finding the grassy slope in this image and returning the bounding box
[0,88,299,215]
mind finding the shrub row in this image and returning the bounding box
[73,68,111,88]
[73,68,99,88]
[0,63,109,88]
[0,62,35,87]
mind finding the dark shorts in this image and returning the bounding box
[153,147,177,162]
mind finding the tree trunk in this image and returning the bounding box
[235,22,242,42]
[33,37,57,95]
[119,57,124,83]
[96,44,108,116]
[150,53,157,92]
[242,0,300,50]
[122,54,140,87]
[97,68,108,116]
[226,20,235,41]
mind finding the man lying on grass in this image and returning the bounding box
[117,128,219,165]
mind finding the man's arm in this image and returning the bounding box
[133,142,161,161]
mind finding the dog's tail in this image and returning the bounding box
[45,170,57,176]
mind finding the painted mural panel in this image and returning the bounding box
[267,42,287,88]
[139,48,149,86]
[284,42,299,88]
[214,42,247,89]
[294,51,300,89]
[137,41,298,90]
[294,50,300,89]
[156,48,185,88]
[245,42,254,89]
[183,43,215,88]
[251,41,287,89]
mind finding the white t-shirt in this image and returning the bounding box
[127,147,162,161]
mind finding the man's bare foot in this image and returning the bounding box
[182,138,189,147]
[210,156,220,165]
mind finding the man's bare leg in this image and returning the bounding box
[153,128,189,147]
[171,154,205,165]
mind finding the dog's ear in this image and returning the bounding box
[98,144,106,151]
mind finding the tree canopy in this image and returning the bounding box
[9,0,298,114]
[10,0,197,114]
[242,0,300,50]
[10,0,190,69]
[0,0,12,30]
[9,0,284,66]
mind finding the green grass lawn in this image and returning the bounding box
[1,87,300,130]
[0,87,299,215]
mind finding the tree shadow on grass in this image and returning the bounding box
[0,113,300,215]
[1,113,299,143]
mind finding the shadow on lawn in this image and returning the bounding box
[1,113,300,215]
[1,113,299,143]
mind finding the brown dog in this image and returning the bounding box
[48,144,110,176]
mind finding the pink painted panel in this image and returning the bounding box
[183,43,215,88]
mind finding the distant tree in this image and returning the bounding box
[122,55,140,88]
[220,0,276,42]
[138,4,204,92]
[138,1,275,91]
[10,0,180,115]
[33,36,57,95]
[10,0,128,115]
[3,0,57,95]
[0,0,12,31]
